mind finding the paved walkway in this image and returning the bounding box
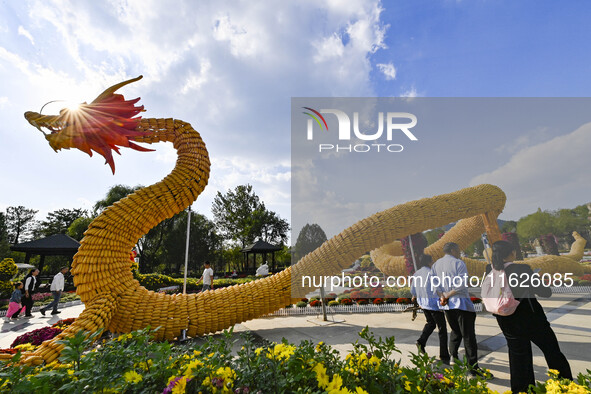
[1,294,589,393]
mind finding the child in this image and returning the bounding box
[6,282,24,320]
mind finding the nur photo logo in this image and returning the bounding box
[302,107,418,153]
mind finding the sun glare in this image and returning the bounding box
[65,101,81,112]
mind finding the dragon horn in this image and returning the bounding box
[91,75,144,104]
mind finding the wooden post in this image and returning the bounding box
[482,212,502,244]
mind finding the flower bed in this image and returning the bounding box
[10,326,63,347]
[0,327,588,393]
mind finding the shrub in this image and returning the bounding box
[309,300,322,307]
[357,299,368,305]
[0,258,17,298]
[0,258,17,281]
[373,298,384,305]
[579,280,591,286]
[328,300,339,307]
[339,298,353,305]
[396,298,412,304]
[349,291,361,300]
[470,297,482,304]
[296,301,307,308]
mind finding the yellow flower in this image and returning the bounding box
[183,359,204,377]
[355,388,369,394]
[254,347,263,356]
[404,381,412,392]
[547,369,559,378]
[193,350,202,356]
[267,343,296,362]
[368,355,381,370]
[207,352,215,358]
[326,374,343,391]
[14,343,37,351]
[123,370,143,384]
[171,376,188,394]
[315,341,325,352]
[313,363,329,389]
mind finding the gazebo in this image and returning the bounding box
[241,240,282,274]
[10,233,80,272]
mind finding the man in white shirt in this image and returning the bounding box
[432,242,490,378]
[40,267,69,316]
[198,261,214,291]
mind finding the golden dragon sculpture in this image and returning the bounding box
[11,76,587,366]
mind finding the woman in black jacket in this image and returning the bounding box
[22,268,39,317]
[488,241,572,393]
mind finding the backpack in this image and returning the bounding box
[481,262,520,316]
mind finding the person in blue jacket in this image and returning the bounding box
[411,254,450,364]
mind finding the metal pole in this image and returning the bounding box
[319,287,328,321]
[183,206,192,294]
[408,235,418,272]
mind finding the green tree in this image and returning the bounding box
[67,216,94,241]
[294,223,327,262]
[212,184,288,248]
[500,220,518,233]
[516,209,555,240]
[6,206,38,244]
[136,217,175,274]
[554,208,589,236]
[34,208,88,237]
[161,210,220,275]
[0,213,10,258]
[93,184,143,214]
[253,209,290,246]
[424,227,445,246]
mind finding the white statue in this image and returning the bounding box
[256,262,269,276]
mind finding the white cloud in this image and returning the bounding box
[0,96,8,108]
[17,26,35,45]
[470,122,591,219]
[376,62,396,79]
[401,86,418,97]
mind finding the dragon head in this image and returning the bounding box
[25,75,153,173]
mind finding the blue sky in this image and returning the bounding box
[1,1,590,242]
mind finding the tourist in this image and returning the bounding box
[6,282,24,320]
[40,266,69,316]
[410,254,450,364]
[22,268,39,317]
[487,240,572,392]
[198,261,214,291]
[432,242,489,377]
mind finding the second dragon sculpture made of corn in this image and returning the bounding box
[18,76,587,365]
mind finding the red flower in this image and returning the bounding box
[373,298,384,305]
[310,300,322,307]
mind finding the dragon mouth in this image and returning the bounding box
[25,111,61,133]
